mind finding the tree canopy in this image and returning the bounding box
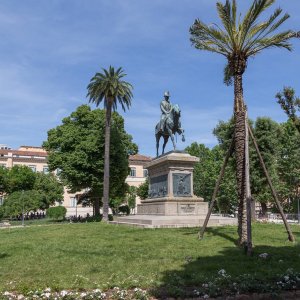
[0,166,63,218]
[43,105,138,214]
[187,117,300,215]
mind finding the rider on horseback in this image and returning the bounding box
[159,91,172,132]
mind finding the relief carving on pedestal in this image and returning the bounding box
[148,174,168,198]
[173,173,191,197]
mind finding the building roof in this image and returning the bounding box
[129,154,152,162]
[0,149,48,157]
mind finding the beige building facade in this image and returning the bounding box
[0,145,151,215]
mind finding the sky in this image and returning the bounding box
[0,0,299,157]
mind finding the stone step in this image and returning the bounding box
[110,215,237,228]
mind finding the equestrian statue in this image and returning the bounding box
[155,91,185,157]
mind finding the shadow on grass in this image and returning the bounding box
[180,226,237,244]
[152,243,300,298]
[0,253,10,259]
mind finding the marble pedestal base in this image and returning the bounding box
[137,197,208,216]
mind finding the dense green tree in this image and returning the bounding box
[250,118,282,215]
[87,66,133,221]
[1,167,63,219]
[136,178,149,200]
[127,186,137,212]
[6,165,36,193]
[277,120,300,213]
[3,190,41,218]
[33,172,64,210]
[43,105,137,216]
[190,0,296,245]
[186,142,238,214]
[276,87,300,133]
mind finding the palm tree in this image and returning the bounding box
[190,0,296,245]
[87,66,133,221]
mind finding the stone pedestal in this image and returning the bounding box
[137,151,208,216]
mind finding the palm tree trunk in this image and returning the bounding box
[103,103,112,222]
[94,197,100,217]
[234,73,247,246]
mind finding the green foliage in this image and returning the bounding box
[0,166,8,192]
[0,206,4,220]
[87,66,133,112]
[46,206,67,220]
[43,105,138,211]
[186,142,237,214]
[137,178,149,200]
[190,0,294,81]
[33,172,64,210]
[189,117,300,214]
[250,118,282,210]
[0,167,63,218]
[127,186,137,210]
[3,190,41,218]
[276,87,300,133]
[6,165,36,193]
[277,120,300,212]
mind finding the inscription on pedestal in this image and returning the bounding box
[148,174,168,198]
[179,204,196,214]
[173,173,191,197]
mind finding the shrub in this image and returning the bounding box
[46,206,67,220]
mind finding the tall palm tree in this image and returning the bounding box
[190,0,296,245]
[87,66,133,221]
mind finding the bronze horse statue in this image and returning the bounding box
[155,104,185,157]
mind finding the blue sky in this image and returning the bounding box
[0,0,299,157]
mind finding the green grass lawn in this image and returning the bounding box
[0,222,299,296]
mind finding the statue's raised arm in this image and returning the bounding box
[155,91,185,156]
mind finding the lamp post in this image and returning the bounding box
[298,197,300,224]
[21,190,24,226]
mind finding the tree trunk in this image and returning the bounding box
[94,197,100,216]
[102,103,112,222]
[261,202,268,217]
[234,73,247,246]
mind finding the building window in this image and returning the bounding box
[143,169,148,177]
[43,166,49,174]
[29,165,36,172]
[130,167,136,177]
[0,197,3,206]
[70,197,77,207]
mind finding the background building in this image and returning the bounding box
[0,145,151,216]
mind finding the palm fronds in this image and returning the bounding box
[87,66,133,111]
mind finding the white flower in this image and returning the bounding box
[259,253,268,259]
[17,295,24,300]
[44,288,51,292]
[203,294,209,299]
[284,276,289,281]
[60,290,68,297]
[218,269,226,276]
[44,292,51,298]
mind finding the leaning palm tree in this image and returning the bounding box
[190,0,296,245]
[87,66,133,221]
